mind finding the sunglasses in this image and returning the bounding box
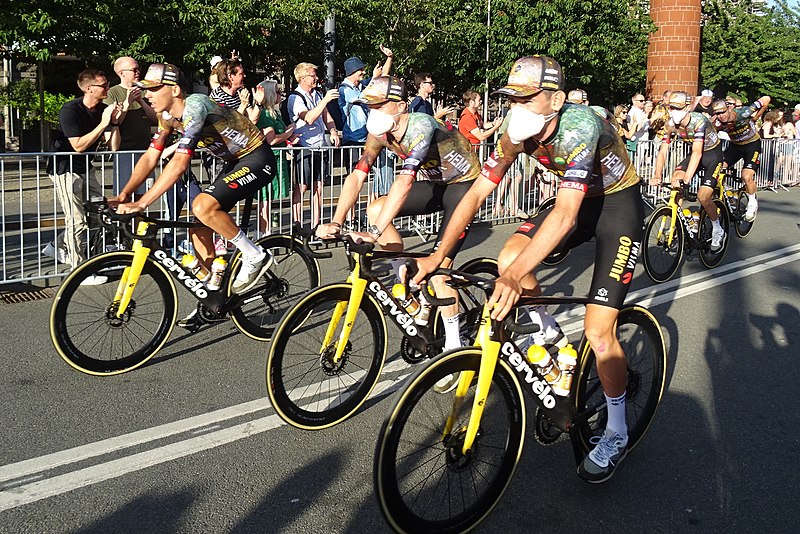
[90,83,110,89]
[633,99,645,102]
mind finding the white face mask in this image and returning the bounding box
[670,110,688,125]
[506,106,558,144]
[366,109,399,136]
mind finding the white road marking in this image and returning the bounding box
[1,243,798,510]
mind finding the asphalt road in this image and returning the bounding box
[1,188,799,533]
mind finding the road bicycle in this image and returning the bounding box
[718,166,754,238]
[642,182,730,283]
[374,269,666,534]
[266,236,499,430]
[50,199,321,376]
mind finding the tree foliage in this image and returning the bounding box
[0,79,71,127]
[701,0,800,107]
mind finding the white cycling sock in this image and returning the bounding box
[442,314,461,351]
[711,218,722,231]
[605,391,627,438]
[527,306,561,339]
[230,229,263,260]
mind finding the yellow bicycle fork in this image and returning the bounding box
[441,303,503,455]
[320,253,368,364]
[655,189,681,247]
[113,221,153,318]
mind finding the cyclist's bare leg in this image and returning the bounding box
[192,193,242,239]
[190,227,215,266]
[696,185,718,222]
[431,257,459,319]
[497,233,540,292]
[583,303,626,397]
[741,168,757,195]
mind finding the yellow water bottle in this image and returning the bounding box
[527,344,561,385]
[181,253,210,281]
[391,283,420,316]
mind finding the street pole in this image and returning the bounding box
[483,0,491,122]
[323,12,336,89]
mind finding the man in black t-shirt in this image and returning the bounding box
[46,69,121,278]
[409,72,454,120]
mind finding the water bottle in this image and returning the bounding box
[682,208,694,235]
[391,283,420,317]
[552,344,578,397]
[527,345,561,385]
[415,291,431,326]
[181,253,210,281]
[691,211,700,234]
[206,257,228,291]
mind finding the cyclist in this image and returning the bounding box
[113,63,275,300]
[315,76,481,379]
[711,95,770,221]
[651,91,726,251]
[413,56,644,482]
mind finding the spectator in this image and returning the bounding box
[210,58,250,116]
[410,73,455,120]
[338,46,395,203]
[208,55,223,90]
[566,88,588,105]
[793,104,800,137]
[613,105,635,141]
[627,92,650,143]
[45,69,121,281]
[104,56,158,197]
[288,62,340,229]
[253,79,294,234]
[458,90,502,149]
[695,89,714,117]
[762,109,796,188]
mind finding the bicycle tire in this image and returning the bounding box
[50,251,177,376]
[266,284,387,430]
[535,196,569,266]
[642,205,684,283]
[375,349,525,534]
[734,189,754,238]
[573,306,666,455]
[229,234,320,341]
[432,257,499,347]
[699,198,730,268]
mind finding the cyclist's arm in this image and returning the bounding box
[115,127,173,203]
[681,139,704,185]
[651,140,670,185]
[488,187,583,320]
[117,152,191,213]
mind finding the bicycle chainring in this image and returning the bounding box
[533,407,563,446]
[400,336,427,364]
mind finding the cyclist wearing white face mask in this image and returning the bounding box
[316,75,481,361]
[413,56,647,482]
[651,90,726,251]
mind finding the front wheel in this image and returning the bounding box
[50,252,177,376]
[699,199,730,269]
[375,349,525,534]
[266,284,387,430]
[573,306,666,455]
[734,189,754,238]
[642,205,684,283]
[229,234,320,341]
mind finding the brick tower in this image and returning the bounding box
[646,0,702,101]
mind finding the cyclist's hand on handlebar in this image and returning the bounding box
[116,201,145,215]
[487,275,524,321]
[649,174,662,186]
[106,192,128,208]
[315,223,341,239]
[347,231,378,244]
[412,255,442,286]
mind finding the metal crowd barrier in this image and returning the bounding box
[1,139,797,286]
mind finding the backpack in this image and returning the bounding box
[280,90,314,126]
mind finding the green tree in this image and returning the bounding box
[0,79,70,128]
[701,0,800,106]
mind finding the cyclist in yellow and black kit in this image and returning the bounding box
[651,91,727,251]
[315,76,482,360]
[114,63,275,298]
[712,95,770,221]
[413,56,644,484]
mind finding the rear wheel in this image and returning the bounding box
[734,189,754,237]
[266,284,387,429]
[375,349,525,534]
[642,205,683,283]
[50,252,177,376]
[573,306,666,455]
[699,199,730,269]
[229,234,320,341]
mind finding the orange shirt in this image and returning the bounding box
[458,107,482,147]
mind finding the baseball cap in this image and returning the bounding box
[567,89,586,104]
[493,56,564,97]
[355,76,407,105]
[344,57,366,76]
[137,63,182,89]
[711,100,728,114]
[701,89,714,98]
[667,91,692,110]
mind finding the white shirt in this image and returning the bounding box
[290,87,325,147]
[628,106,650,142]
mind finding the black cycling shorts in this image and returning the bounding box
[676,145,723,189]
[514,184,644,309]
[395,180,473,260]
[203,147,275,212]
[723,139,761,173]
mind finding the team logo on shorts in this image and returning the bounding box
[518,221,535,234]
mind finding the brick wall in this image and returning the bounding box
[647,0,702,101]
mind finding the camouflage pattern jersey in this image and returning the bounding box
[481,103,641,197]
[354,112,480,184]
[661,111,721,151]
[714,100,764,145]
